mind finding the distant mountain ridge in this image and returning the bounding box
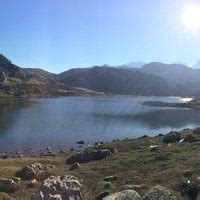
[0,53,200,97]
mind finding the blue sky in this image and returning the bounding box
[0,0,200,73]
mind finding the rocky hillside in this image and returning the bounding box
[0,54,102,97]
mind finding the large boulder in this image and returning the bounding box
[66,149,112,164]
[31,175,82,200]
[0,178,18,193]
[18,163,53,180]
[103,190,142,200]
[162,131,181,143]
[193,127,200,134]
[144,185,175,200]
[183,134,198,143]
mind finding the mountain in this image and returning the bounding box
[1,53,200,97]
[60,63,200,97]
[140,62,200,83]
[117,62,145,69]
[0,54,102,97]
[60,66,174,96]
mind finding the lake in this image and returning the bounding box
[0,96,200,153]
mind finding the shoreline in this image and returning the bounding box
[0,127,198,158]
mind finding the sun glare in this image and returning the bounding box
[183,5,200,32]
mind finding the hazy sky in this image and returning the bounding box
[1,0,200,73]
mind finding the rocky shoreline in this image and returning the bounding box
[0,127,200,199]
[143,98,200,109]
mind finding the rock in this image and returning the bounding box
[144,185,175,200]
[121,184,144,190]
[66,149,112,164]
[104,176,117,182]
[162,131,181,143]
[18,163,53,180]
[0,178,18,193]
[183,134,198,143]
[103,190,142,200]
[95,192,109,200]
[177,177,200,200]
[69,163,80,171]
[77,140,85,145]
[0,153,8,159]
[59,150,65,154]
[149,145,159,152]
[0,192,13,200]
[31,175,82,200]
[12,177,21,184]
[27,179,39,188]
[183,169,194,178]
[40,151,56,157]
[193,127,200,134]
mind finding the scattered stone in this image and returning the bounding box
[69,163,80,171]
[183,134,198,143]
[16,152,24,158]
[104,176,117,182]
[179,139,184,143]
[144,185,175,200]
[12,177,21,184]
[0,178,18,193]
[103,190,142,200]
[59,150,65,154]
[149,145,159,152]
[95,192,109,200]
[0,153,8,159]
[18,163,54,180]
[31,175,82,200]
[163,131,181,143]
[66,149,112,164]
[27,179,38,188]
[40,151,56,157]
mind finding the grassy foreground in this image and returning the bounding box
[0,128,200,199]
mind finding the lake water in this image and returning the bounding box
[0,96,200,153]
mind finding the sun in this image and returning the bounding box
[183,5,200,32]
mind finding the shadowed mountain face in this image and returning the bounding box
[60,67,173,96]
[0,53,200,97]
[141,62,200,83]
